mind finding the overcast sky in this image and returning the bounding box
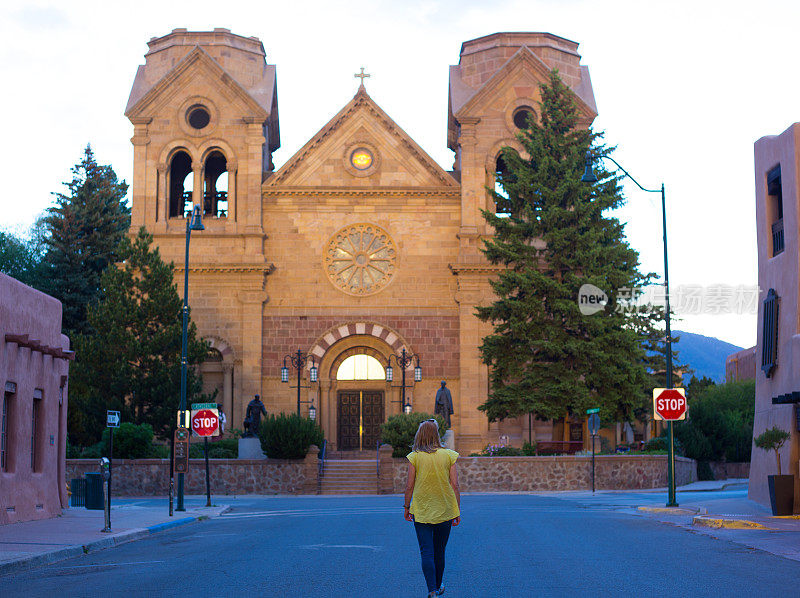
[2,0,799,349]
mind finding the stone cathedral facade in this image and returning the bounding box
[125,28,597,452]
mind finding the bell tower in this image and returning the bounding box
[447,33,598,448]
[124,28,280,425]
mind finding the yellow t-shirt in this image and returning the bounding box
[407,448,460,524]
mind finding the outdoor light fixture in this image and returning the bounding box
[281,349,317,417]
[581,149,677,507]
[176,203,204,512]
[387,348,421,415]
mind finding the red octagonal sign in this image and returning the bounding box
[652,388,687,421]
[191,408,220,437]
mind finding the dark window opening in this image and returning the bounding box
[767,165,784,256]
[1,388,12,472]
[203,151,228,218]
[187,105,210,130]
[494,155,513,217]
[207,348,223,362]
[761,288,779,377]
[31,390,43,472]
[512,106,534,129]
[169,151,193,218]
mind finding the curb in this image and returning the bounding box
[637,506,700,515]
[0,514,205,578]
[692,516,772,530]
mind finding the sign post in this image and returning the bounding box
[587,408,600,494]
[105,411,119,526]
[191,403,220,507]
[653,388,687,507]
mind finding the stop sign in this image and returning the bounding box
[191,408,220,437]
[652,388,687,421]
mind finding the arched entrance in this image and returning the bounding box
[311,323,417,451]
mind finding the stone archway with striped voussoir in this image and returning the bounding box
[308,322,417,452]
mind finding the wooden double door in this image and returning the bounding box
[337,391,384,451]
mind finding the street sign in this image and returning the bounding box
[586,408,600,415]
[191,402,218,410]
[174,427,189,474]
[588,413,600,436]
[191,408,220,437]
[653,388,687,421]
[106,411,120,428]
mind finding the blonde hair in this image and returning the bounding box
[412,419,442,453]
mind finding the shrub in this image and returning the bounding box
[259,413,324,459]
[479,444,523,456]
[697,461,715,481]
[189,437,238,458]
[101,422,154,459]
[380,413,447,458]
[673,380,754,463]
[522,441,537,456]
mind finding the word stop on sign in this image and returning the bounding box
[652,388,687,421]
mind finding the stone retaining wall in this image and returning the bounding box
[708,461,750,480]
[386,454,697,493]
[67,452,696,495]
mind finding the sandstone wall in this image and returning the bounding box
[388,455,697,493]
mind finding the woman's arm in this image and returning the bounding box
[449,462,461,525]
[404,462,416,521]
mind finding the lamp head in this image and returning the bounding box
[189,205,205,231]
[581,150,598,183]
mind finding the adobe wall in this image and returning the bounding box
[0,274,71,524]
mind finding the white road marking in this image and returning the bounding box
[52,560,166,569]
[298,544,382,551]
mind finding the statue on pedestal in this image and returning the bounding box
[435,381,454,428]
[243,394,267,437]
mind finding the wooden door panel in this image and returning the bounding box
[362,391,384,450]
[337,392,360,450]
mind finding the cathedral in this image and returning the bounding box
[124,28,598,453]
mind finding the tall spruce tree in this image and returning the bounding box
[69,227,208,444]
[477,70,660,424]
[43,145,130,337]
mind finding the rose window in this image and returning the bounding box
[324,224,397,296]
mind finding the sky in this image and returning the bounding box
[2,0,799,349]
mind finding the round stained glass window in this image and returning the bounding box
[324,224,397,296]
[351,148,373,170]
[187,105,211,129]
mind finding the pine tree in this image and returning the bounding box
[0,217,48,288]
[42,145,130,337]
[69,227,208,444]
[477,70,660,425]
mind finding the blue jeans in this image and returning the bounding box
[413,519,453,593]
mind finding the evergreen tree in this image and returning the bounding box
[477,70,660,425]
[0,217,48,289]
[69,227,208,444]
[42,145,129,337]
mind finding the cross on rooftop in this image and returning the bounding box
[354,67,371,86]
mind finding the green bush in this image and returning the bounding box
[522,441,537,456]
[100,422,155,459]
[380,413,447,458]
[673,380,754,463]
[188,438,238,458]
[259,413,324,459]
[697,461,715,481]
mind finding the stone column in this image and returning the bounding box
[129,118,151,229]
[236,289,268,425]
[227,161,237,221]
[157,162,168,224]
[302,445,320,494]
[192,160,203,214]
[378,444,394,494]
[222,363,233,432]
[457,117,481,238]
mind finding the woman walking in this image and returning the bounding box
[404,419,461,597]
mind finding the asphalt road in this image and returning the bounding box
[2,493,799,597]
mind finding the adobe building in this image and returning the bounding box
[750,123,800,512]
[124,29,598,453]
[725,346,756,382]
[0,274,73,523]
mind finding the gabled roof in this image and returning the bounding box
[454,45,597,121]
[125,45,272,121]
[267,85,457,188]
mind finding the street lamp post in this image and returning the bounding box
[582,151,677,507]
[385,348,422,414]
[281,349,318,418]
[177,205,204,512]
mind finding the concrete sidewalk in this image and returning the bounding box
[0,496,229,576]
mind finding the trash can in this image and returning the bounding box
[85,472,104,510]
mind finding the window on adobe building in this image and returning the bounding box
[1,382,15,472]
[169,151,193,218]
[203,151,228,218]
[186,105,211,130]
[31,389,44,472]
[767,165,784,256]
[512,106,535,130]
[761,288,779,377]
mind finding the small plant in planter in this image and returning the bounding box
[754,426,793,516]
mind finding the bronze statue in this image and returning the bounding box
[243,394,267,437]
[434,381,454,427]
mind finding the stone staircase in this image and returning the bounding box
[319,459,377,494]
